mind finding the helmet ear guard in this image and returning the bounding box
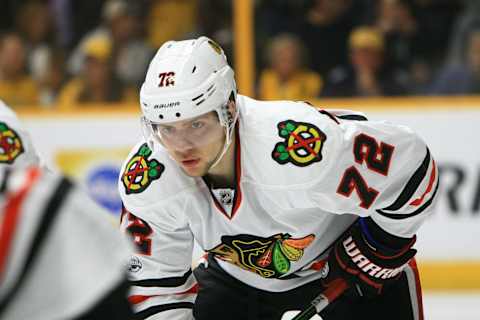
[140,116,157,152]
[217,94,236,127]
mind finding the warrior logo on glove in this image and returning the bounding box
[210,233,315,278]
[0,122,24,164]
[272,120,326,167]
[122,143,164,194]
[324,217,417,296]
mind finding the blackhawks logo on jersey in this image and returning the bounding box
[210,233,315,278]
[122,143,164,194]
[272,120,326,167]
[0,122,24,164]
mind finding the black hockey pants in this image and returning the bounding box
[193,254,423,320]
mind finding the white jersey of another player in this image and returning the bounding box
[0,166,133,319]
[119,95,438,319]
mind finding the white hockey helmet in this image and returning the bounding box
[140,36,237,153]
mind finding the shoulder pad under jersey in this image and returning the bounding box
[237,96,343,188]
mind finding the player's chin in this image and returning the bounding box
[180,162,208,177]
[182,169,204,177]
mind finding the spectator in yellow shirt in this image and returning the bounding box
[57,36,137,109]
[258,33,323,101]
[0,33,39,107]
[322,26,406,97]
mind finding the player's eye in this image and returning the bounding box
[158,126,174,135]
[191,121,204,129]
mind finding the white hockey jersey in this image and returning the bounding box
[0,166,131,319]
[119,95,438,320]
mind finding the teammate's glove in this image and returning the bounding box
[323,217,417,297]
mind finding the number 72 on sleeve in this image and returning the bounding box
[336,133,395,209]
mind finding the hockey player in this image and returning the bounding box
[0,166,134,319]
[119,36,438,320]
[0,101,135,319]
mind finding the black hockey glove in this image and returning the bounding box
[323,217,417,298]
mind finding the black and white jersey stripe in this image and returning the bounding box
[0,167,133,319]
[377,148,439,219]
[0,169,72,316]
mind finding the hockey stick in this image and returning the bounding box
[291,278,348,320]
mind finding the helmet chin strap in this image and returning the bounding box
[140,116,162,153]
[208,110,238,170]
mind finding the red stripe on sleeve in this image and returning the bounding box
[410,160,436,207]
[128,295,152,305]
[128,284,199,305]
[0,168,41,282]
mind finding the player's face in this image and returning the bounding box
[153,111,226,176]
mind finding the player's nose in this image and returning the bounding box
[171,137,195,153]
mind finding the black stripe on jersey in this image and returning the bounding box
[0,168,11,194]
[318,110,340,124]
[377,180,439,220]
[381,148,431,212]
[337,114,368,121]
[130,269,192,288]
[280,273,300,280]
[0,177,73,315]
[134,302,194,320]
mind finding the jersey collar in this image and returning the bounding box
[203,124,242,219]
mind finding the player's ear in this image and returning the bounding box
[226,98,236,122]
[227,100,236,115]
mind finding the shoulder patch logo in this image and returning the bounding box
[0,122,24,164]
[210,233,315,278]
[272,120,326,167]
[122,143,164,194]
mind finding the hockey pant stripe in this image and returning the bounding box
[404,259,424,320]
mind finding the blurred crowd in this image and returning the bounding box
[0,0,479,109]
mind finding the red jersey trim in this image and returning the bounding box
[207,124,243,220]
[408,258,424,320]
[128,284,199,305]
[0,168,41,283]
[410,160,437,207]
